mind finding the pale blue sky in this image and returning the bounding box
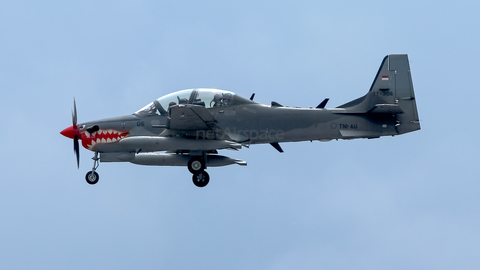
[1,1,479,269]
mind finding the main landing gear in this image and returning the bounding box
[192,171,210,188]
[188,156,210,188]
[83,152,211,187]
[85,152,100,185]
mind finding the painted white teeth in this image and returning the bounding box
[85,130,125,146]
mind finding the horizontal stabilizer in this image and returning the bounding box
[369,104,404,114]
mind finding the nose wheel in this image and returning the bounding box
[85,152,100,185]
[86,171,99,185]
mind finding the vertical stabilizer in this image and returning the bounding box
[337,54,420,134]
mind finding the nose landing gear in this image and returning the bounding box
[85,152,100,185]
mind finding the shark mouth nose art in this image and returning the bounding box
[81,129,129,150]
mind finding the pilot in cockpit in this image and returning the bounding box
[223,93,232,106]
[212,93,223,107]
[212,93,233,107]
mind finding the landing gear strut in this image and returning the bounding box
[85,152,100,185]
[188,156,210,187]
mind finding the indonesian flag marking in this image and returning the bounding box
[382,75,389,81]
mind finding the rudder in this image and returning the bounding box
[388,54,420,134]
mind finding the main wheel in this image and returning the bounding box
[188,157,205,174]
[85,171,99,185]
[192,171,210,187]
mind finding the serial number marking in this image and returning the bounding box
[374,91,393,96]
[339,124,358,129]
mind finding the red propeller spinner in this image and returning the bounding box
[60,125,76,139]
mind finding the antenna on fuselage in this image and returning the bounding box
[316,98,329,109]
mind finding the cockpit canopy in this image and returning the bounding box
[135,88,253,116]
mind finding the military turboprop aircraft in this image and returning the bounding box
[61,54,420,187]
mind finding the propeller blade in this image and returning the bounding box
[73,99,79,168]
[72,98,77,128]
[74,135,80,168]
[61,99,82,168]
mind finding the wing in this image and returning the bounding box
[119,136,242,152]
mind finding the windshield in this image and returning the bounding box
[135,88,237,115]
